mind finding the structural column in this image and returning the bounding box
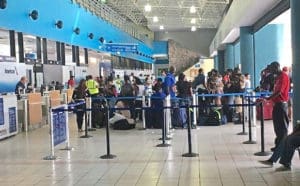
[224,43,235,70]
[240,27,255,87]
[291,0,300,128]
[213,55,219,71]
[217,50,225,74]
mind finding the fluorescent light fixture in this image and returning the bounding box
[145,3,151,12]
[153,16,158,22]
[191,26,196,32]
[191,18,196,24]
[159,25,164,30]
[190,6,196,13]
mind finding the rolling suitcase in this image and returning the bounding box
[256,99,273,120]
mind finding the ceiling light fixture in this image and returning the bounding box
[144,3,151,12]
[153,16,158,23]
[190,6,196,13]
[191,26,197,32]
[159,25,164,30]
[191,18,196,24]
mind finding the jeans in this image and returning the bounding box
[272,102,289,149]
[279,134,300,167]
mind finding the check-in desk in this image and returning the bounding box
[27,93,43,130]
[0,94,18,139]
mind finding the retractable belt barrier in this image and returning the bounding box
[43,91,287,160]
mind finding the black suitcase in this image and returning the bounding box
[92,99,106,128]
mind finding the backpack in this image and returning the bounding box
[120,83,134,97]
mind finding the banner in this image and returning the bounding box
[53,107,67,146]
[8,107,17,133]
[0,98,4,125]
[0,62,26,93]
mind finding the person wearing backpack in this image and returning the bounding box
[120,75,135,119]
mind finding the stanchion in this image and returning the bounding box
[87,97,96,131]
[61,105,74,150]
[254,102,271,156]
[159,98,171,141]
[157,101,171,147]
[182,105,199,157]
[192,93,197,127]
[100,106,116,159]
[80,102,92,138]
[23,99,28,132]
[139,95,146,130]
[43,108,57,160]
[243,96,257,144]
[237,94,248,135]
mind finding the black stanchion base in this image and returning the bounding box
[88,128,97,131]
[100,154,117,159]
[243,140,257,144]
[156,143,171,147]
[182,152,199,157]
[254,151,272,156]
[237,132,248,135]
[43,155,57,160]
[159,137,172,140]
[138,128,147,130]
[60,146,74,151]
[80,134,93,138]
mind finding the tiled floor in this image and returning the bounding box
[0,115,299,186]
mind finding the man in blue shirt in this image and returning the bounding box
[164,66,176,97]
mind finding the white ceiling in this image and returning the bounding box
[100,0,230,31]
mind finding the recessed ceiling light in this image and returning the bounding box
[145,3,151,12]
[159,25,164,30]
[191,18,196,24]
[191,26,197,32]
[190,6,196,13]
[153,16,158,22]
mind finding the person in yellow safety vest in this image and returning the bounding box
[86,75,99,97]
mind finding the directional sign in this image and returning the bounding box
[105,43,138,53]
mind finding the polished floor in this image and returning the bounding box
[0,115,299,186]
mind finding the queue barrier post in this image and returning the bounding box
[60,104,74,150]
[237,94,248,135]
[192,93,197,127]
[141,95,146,130]
[157,99,171,147]
[100,103,116,159]
[254,102,271,156]
[87,97,96,131]
[243,94,257,144]
[43,107,57,160]
[80,98,92,138]
[182,104,199,157]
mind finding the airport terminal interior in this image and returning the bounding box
[1,0,300,185]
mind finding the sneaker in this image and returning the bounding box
[258,160,273,166]
[270,147,276,152]
[275,165,291,171]
[78,129,83,132]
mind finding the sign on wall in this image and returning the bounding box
[0,62,27,93]
[105,43,138,53]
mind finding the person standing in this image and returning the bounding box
[67,76,75,88]
[192,68,206,92]
[15,76,27,99]
[164,66,176,97]
[86,75,99,97]
[262,62,290,151]
[72,79,87,132]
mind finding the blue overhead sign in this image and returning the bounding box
[105,43,138,53]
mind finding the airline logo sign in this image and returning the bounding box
[105,43,138,53]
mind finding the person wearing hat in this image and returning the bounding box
[260,61,290,152]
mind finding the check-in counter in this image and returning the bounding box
[0,94,18,139]
[67,89,74,103]
[27,93,43,129]
[49,90,61,107]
